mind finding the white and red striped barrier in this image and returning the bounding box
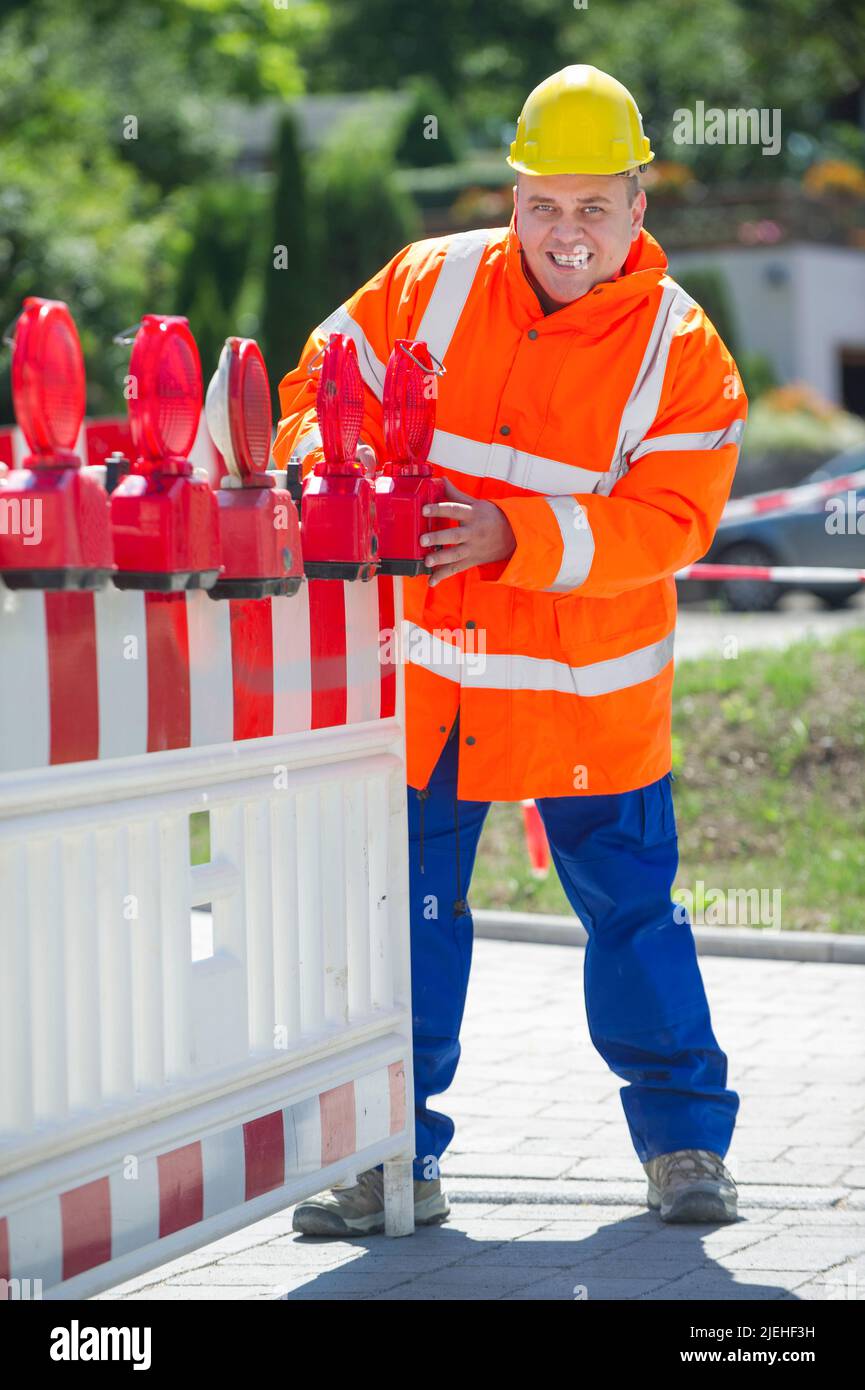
[676,562,865,584]
[0,572,416,1300]
[0,579,397,770]
[719,467,865,524]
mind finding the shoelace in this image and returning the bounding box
[654,1150,729,1186]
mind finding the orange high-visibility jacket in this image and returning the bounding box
[274,216,748,801]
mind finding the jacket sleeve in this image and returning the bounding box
[477,308,748,597]
[272,243,420,479]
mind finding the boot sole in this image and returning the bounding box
[647,1179,738,1224]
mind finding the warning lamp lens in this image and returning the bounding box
[205,337,271,479]
[128,315,202,461]
[316,334,363,465]
[237,341,271,474]
[12,298,86,456]
[383,339,436,464]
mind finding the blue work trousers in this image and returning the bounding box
[406,720,739,1181]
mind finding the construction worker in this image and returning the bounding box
[275,65,746,1235]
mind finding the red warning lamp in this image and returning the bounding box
[300,333,378,581]
[127,314,202,469]
[204,336,303,599]
[374,339,448,575]
[110,314,222,591]
[0,297,114,590]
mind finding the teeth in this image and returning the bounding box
[551,249,591,267]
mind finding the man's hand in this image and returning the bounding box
[419,477,517,588]
[355,443,377,479]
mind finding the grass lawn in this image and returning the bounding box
[470,627,865,934]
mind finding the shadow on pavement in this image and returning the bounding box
[271,1212,802,1301]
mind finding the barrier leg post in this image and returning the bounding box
[383,1155,415,1237]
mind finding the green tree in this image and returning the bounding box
[307,128,421,323]
[314,0,865,182]
[260,112,313,412]
[0,0,317,419]
[393,77,466,168]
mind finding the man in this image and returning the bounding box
[274,65,746,1235]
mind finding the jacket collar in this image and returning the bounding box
[502,210,669,336]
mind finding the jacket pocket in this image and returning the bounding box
[552,584,665,661]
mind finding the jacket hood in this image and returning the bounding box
[502,210,669,337]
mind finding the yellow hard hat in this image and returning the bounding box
[507,65,654,177]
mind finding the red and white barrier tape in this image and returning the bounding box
[720,468,865,523]
[676,562,865,584]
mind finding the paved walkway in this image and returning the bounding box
[675,601,865,663]
[97,940,865,1301]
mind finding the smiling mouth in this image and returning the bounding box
[547,249,593,270]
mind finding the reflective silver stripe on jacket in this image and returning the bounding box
[627,418,745,464]
[594,280,701,497]
[290,425,323,462]
[540,495,595,592]
[314,304,388,399]
[430,428,607,495]
[402,621,675,697]
[414,228,493,366]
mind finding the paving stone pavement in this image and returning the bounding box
[97,940,865,1302]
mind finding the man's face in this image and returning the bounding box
[513,172,646,305]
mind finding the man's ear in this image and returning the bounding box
[631,189,647,240]
[512,182,518,235]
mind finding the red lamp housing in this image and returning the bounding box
[374,339,448,576]
[0,297,114,590]
[204,337,303,599]
[301,333,378,581]
[110,314,222,591]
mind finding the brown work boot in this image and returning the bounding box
[291,1166,450,1237]
[644,1148,738,1223]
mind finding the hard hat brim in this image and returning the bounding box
[506,152,655,177]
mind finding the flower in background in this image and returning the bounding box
[803,159,865,198]
[761,383,839,419]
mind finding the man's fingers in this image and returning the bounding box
[424,540,469,569]
[419,526,465,548]
[422,501,473,519]
[428,555,475,587]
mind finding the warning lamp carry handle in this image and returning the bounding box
[396,341,446,378]
[383,337,443,469]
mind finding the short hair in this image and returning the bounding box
[617,168,644,204]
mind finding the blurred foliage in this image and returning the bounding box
[738,351,779,402]
[392,77,467,167]
[316,0,865,182]
[306,126,421,321]
[260,112,314,416]
[173,179,266,379]
[0,0,318,416]
[743,384,865,456]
